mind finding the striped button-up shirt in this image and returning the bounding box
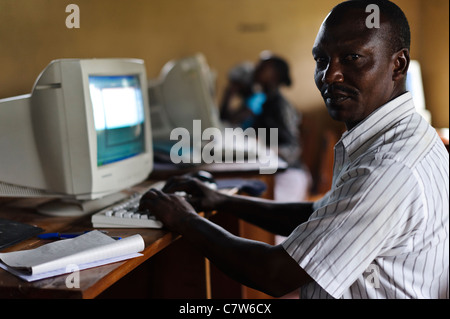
[282,92,449,299]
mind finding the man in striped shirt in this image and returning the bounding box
[140,0,449,299]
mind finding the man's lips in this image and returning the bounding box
[326,97,349,104]
[323,92,351,104]
[322,86,357,104]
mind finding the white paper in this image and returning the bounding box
[0,230,145,277]
[0,252,142,282]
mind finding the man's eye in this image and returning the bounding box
[345,54,361,61]
[315,57,327,64]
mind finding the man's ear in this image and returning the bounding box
[392,48,410,81]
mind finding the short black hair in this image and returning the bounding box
[259,55,292,87]
[330,0,411,54]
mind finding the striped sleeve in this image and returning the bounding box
[282,158,425,298]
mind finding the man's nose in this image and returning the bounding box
[322,60,344,84]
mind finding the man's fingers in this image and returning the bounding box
[162,177,197,193]
[141,188,160,199]
[139,188,167,210]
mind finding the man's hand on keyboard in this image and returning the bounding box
[139,188,198,232]
[161,176,225,213]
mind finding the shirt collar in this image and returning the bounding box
[339,92,416,160]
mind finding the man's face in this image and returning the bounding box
[313,10,396,130]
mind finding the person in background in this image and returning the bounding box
[252,52,300,167]
[221,52,311,201]
[219,61,255,128]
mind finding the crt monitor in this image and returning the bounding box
[148,53,221,148]
[0,58,153,215]
[147,53,265,165]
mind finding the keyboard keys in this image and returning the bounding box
[91,190,163,228]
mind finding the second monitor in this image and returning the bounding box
[147,53,265,165]
[148,53,221,150]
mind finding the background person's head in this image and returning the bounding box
[254,52,292,94]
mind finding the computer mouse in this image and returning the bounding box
[191,170,217,189]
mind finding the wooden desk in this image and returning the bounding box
[0,161,285,299]
[0,182,181,298]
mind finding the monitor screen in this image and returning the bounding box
[89,75,146,166]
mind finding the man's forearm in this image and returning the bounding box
[180,212,310,297]
[138,188,312,296]
[215,193,314,236]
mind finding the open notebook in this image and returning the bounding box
[0,230,144,282]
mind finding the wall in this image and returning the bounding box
[418,0,449,128]
[0,0,448,127]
